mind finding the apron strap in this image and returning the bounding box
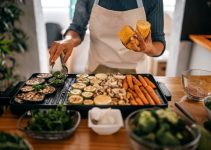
[95,0,144,7]
[95,0,99,4]
[136,0,144,8]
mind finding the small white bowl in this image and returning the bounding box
[88,108,124,135]
[204,96,211,119]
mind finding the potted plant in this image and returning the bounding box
[0,0,27,93]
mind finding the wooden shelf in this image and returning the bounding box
[189,35,211,51]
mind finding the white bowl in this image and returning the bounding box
[88,108,123,135]
[204,96,211,120]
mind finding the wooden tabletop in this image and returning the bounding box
[189,35,211,51]
[0,77,209,150]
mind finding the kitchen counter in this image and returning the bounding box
[0,77,209,150]
[189,35,211,51]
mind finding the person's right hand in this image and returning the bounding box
[49,31,81,66]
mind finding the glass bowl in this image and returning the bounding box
[204,96,211,120]
[125,109,201,150]
[17,109,81,140]
[182,69,211,101]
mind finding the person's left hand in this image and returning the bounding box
[129,31,154,55]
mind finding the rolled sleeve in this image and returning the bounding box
[145,0,166,56]
[64,0,91,41]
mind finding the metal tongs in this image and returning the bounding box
[59,52,68,75]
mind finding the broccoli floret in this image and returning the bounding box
[156,109,179,124]
[138,111,157,133]
[142,133,156,142]
[156,123,180,145]
[159,131,180,145]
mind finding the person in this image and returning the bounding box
[49,0,165,74]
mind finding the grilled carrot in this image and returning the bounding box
[134,85,149,105]
[140,86,155,105]
[128,92,138,105]
[123,78,128,90]
[126,75,134,90]
[128,89,144,105]
[145,85,161,105]
[144,77,156,89]
[138,75,148,87]
[132,76,142,86]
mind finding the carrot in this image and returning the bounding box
[123,78,128,90]
[134,85,149,105]
[132,76,142,86]
[127,92,138,105]
[128,89,144,105]
[138,75,148,87]
[140,86,155,105]
[144,77,156,89]
[126,75,134,90]
[145,85,161,105]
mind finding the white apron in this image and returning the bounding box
[86,0,148,73]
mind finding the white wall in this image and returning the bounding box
[189,44,211,71]
[166,0,186,76]
[15,0,48,79]
[41,0,70,30]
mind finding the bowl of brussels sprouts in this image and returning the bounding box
[125,108,201,150]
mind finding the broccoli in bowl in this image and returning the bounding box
[125,108,201,150]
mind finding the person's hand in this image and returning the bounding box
[49,31,81,66]
[129,31,154,55]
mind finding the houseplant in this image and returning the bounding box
[0,0,27,92]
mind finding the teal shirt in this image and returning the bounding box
[66,0,165,52]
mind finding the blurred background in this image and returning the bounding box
[0,0,211,91]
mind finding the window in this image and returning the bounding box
[41,0,70,8]
[70,0,77,19]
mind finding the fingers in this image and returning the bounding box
[49,43,58,58]
[145,30,152,43]
[63,46,73,63]
[50,44,65,65]
[136,31,145,45]
[130,37,140,52]
[136,31,147,51]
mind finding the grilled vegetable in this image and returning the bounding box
[69,89,82,95]
[76,74,89,78]
[71,83,86,90]
[16,92,45,102]
[83,99,94,105]
[84,86,96,92]
[94,95,112,105]
[25,78,45,86]
[68,95,83,104]
[39,85,56,95]
[82,92,93,99]
[76,78,89,85]
[21,86,34,92]
[95,73,107,80]
[37,73,52,79]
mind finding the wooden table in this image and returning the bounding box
[0,77,208,150]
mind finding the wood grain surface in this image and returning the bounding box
[0,77,209,150]
[189,35,211,51]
